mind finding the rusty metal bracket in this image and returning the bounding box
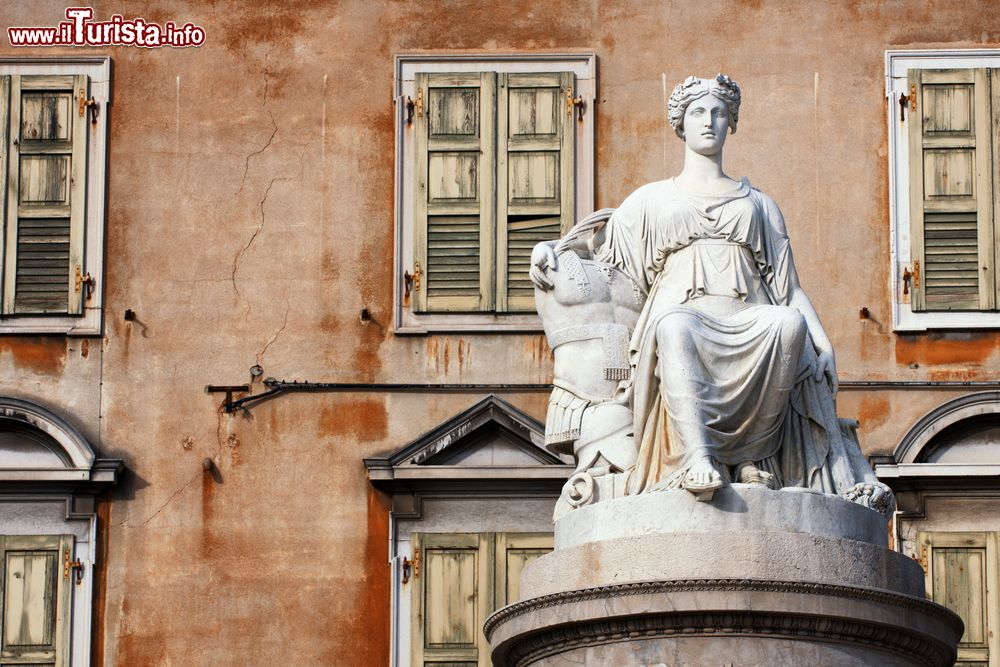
[402,551,420,584]
[78,90,98,123]
[415,87,423,118]
[404,262,421,297]
[405,96,414,125]
[206,385,251,409]
[74,265,94,298]
[902,261,919,295]
[898,93,908,122]
[63,547,84,584]
[917,545,928,574]
[565,88,584,120]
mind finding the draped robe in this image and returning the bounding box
[593,178,872,494]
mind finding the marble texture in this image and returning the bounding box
[531,74,894,514]
[485,488,961,667]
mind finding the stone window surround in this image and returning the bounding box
[365,395,570,667]
[392,53,596,334]
[873,391,1000,556]
[0,396,122,667]
[0,56,110,335]
[886,49,1000,331]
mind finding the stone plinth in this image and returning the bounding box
[485,486,962,667]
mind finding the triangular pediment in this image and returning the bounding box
[390,394,564,467]
[364,395,572,492]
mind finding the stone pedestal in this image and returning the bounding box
[485,486,962,667]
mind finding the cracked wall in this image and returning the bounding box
[2,1,1000,665]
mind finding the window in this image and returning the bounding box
[887,50,1000,330]
[0,534,74,666]
[874,392,1000,665]
[364,395,571,667]
[917,531,998,665]
[0,57,109,334]
[0,397,123,667]
[410,532,551,667]
[394,55,595,332]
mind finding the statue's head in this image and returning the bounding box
[667,74,741,141]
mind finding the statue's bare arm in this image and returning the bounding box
[787,283,837,393]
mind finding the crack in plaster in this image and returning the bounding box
[238,111,277,194]
[116,408,235,528]
[231,175,294,310]
[256,299,290,366]
[125,470,202,527]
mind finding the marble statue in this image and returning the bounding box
[532,74,892,515]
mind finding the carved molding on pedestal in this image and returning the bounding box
[486,579,961,667]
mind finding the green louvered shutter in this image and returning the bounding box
[0,535,73,666]
[907,68,995,312]
[496,72,575,312]
[414,73,496,313]
[3,75,88,315]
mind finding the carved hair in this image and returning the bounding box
[667,74,741,140]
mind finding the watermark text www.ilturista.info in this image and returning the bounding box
[8,7,205,48]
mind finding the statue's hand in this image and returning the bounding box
[530,241,558,291]
[814,348,838,394]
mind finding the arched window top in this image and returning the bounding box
[892,391,1000,465]
[919,414,1000,464]
[0,397,97,480]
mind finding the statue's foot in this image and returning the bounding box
[684,452,724,501]
[734,461,777,489]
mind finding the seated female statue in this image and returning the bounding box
[533,74,881,504]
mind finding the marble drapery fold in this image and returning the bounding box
[593,178,872,495]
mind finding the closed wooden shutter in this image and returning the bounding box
[411,533,492,667]
[493,532,553,607]
[410,532,552,667]
[414,73,497,313]
[497,72,575,312]
[2,75,88,315]
[0,535,73,667]
[919,531,998,666]
[908,68,995,312]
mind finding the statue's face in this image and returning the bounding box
[682,93,730,156]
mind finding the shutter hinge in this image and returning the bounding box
[404,262,422,297]
[74,265,95,298]
[63,547,84,584]
[916,544,928,574]
[897,84,916,122]
[566,88,585,120]
[78,89,99,123]
[902,261,919,295]
[405,89,423,125]
[402,551,420,584]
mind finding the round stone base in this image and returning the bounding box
[485,487,962,667]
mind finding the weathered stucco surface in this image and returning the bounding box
[2,1,1000,665]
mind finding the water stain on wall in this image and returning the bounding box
[857,395,891,432]
[318,398,387,442]
[895,332,999,367]
[332,487,391,666]
[0,337,67,374]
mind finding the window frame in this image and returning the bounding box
[0,397,123,667]
[0,56,110,335]
[393,53,596,334]
[886,49,1000,331]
